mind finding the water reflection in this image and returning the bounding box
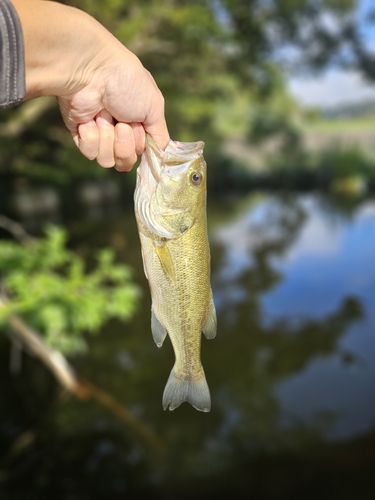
[1,192,375,498]
[211,193,375,444]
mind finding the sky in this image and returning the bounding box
[287,0,375,109]
[288,69,375,109]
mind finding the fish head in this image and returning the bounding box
[135,134,207,239]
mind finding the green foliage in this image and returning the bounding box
[0,227,140,354]
[266,146,375,192]
[0,0,370,187]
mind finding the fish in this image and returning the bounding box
[134,134,217,412]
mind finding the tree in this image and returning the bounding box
[2,0,371,184]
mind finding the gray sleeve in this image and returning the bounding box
[0,0,26,109]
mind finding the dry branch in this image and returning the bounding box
[0,215,164,450]
[0,295,164,450]
[0,297,164,450]
[0,215,36,244]
[0,97,56,137]
[0,295,78,392]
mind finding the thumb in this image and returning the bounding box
[144,118,170,151]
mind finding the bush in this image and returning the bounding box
[0,226,140,354]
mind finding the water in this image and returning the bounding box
[1,192,375,499]
[212,193,375,442]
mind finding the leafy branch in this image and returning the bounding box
[0,225,140,354]
[0,222,164,449]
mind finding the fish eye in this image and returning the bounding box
[190,171,202,186]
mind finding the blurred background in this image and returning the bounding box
[1,0,375,498]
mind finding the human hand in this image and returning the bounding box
[57,48,170,171]
[12,0,170,171]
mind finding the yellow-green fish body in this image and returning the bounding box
[134,135,216,411]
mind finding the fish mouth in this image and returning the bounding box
[146,134,205,181]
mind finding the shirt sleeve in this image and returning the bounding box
[0,0,26,109]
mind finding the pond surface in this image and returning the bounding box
[1,191,375,499]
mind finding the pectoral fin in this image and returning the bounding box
[153,240,175,281]
[151,310,167,347]
[202,293,217,339]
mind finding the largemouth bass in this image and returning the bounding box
[134,134,216,412]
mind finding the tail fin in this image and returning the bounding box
[162,367,211,412]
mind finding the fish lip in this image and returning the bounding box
[145,134,163,182]
[145,134,205,181]
[165,140,205,164]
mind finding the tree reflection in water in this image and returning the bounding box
[1,192,375,499]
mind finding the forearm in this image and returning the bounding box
[11,0,112,99]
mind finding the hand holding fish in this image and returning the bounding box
[135,135,217,412]
[12,0,170,170]
[57,54,169,172]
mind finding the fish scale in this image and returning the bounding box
[134,134,217,411]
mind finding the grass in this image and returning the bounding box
[221,111,375,194]
[300,115,375,133]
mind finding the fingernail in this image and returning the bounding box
[98,109,114,125]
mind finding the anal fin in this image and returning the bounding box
[202,292,217,339]
[151,310,167,347]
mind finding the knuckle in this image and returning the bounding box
[97,154,115,168]
[115,154,137,172]
[154,90,165,110]
[84,151,98,161]
[85,127,99,142]
[78,141,98,161]
[98,160,115,169]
